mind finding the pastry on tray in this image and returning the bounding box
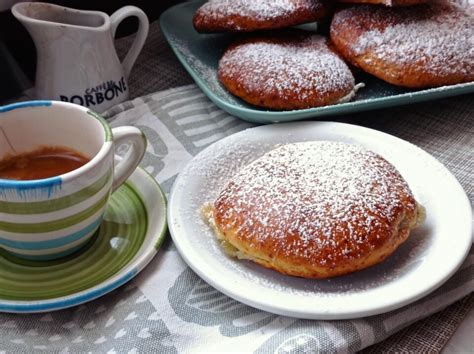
[330,2,474,88]
[337,0,429,6]
[203,142,425,279]
[218,32,358,110]
[193,0,332,33]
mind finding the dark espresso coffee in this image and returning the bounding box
[0,146,90,180]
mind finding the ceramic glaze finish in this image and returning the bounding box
[168,122,472,319]
[12,2,149,112]
[0,101,146,259]
[0,167,168,313]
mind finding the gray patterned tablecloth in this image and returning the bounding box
[104,84,473,353]
[0,16,472,353]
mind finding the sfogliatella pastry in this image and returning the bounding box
[203,142,425,279]
[218,32,357,110]
[330,3,474,88]
[193,0,332,33]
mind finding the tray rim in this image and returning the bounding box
[159,0,474,124]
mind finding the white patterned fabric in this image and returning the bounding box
[0,16,472,352]
[94,84,473,353]
[0,84,471,353]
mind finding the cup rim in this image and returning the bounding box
[0,100,113,189]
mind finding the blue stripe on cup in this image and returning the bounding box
[0,216,102,250]
[0,177,62,199]
[0,101,60,199]
[0,100,52,113]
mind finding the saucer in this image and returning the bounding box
[0,167,167,313]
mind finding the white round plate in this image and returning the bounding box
[168,122,472,320]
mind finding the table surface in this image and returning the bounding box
[444,308,474,353]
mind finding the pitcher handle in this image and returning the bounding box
[110,6,149,79]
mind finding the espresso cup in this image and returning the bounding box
[0,100,146,260]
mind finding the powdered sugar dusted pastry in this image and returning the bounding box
[337,0,428,6]
[204,142,425,279]
[330,3,474,88]
[193,0,332,33]
[218,33,356,110]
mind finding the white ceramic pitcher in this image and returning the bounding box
[12,2,149,112]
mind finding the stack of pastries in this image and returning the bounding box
[191,1,445,279]
[192,0,474,110]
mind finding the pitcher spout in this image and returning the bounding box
[11,2,109,31]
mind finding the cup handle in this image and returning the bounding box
[110,6,149,79]
[111,126,147,192]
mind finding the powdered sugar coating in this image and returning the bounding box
[218,34,356,109]
[451,0,474,14]
[213,142,418,272]
[194,0,328,32]
[200,0,312,19]
[333,3,474,79]
[339,0,428,6]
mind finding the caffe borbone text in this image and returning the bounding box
[60,77,127,108]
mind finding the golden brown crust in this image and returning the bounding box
[209,142,424,279]
[218,32,356,110]
[330,3,474,88]
[193,0,332,33]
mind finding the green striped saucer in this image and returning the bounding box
[0,167,167,313]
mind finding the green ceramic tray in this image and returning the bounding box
[160,0,474,124]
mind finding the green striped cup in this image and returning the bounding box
[0,101,146,260]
